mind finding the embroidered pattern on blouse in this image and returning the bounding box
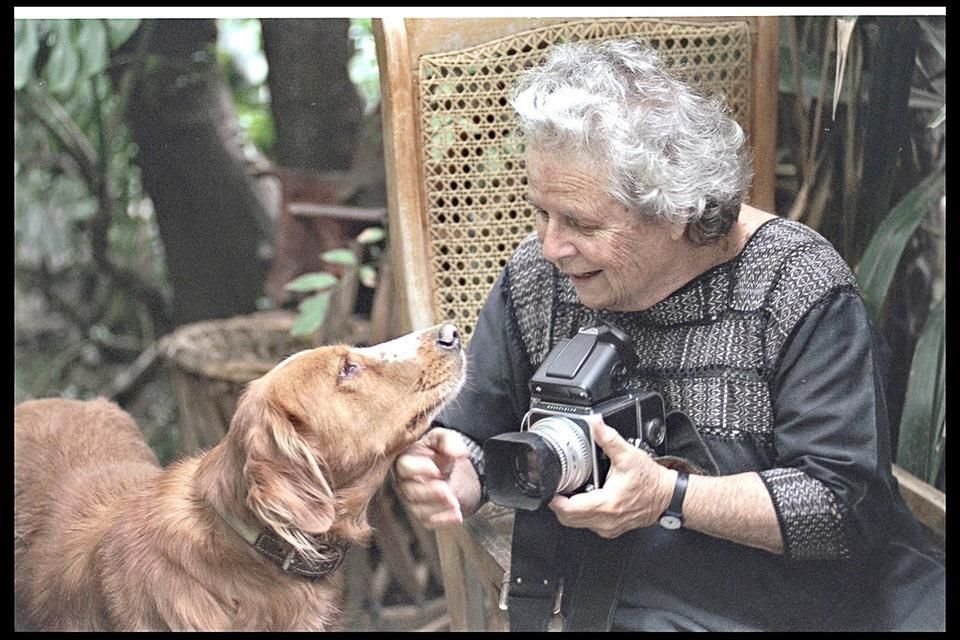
[504,219,859,559]
[760,468,850,559]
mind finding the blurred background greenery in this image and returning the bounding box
[15,17,384,464]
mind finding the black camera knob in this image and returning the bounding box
[643,418,666,449]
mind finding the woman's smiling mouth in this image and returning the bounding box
[566,269,602,283]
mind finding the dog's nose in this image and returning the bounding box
[437,323,461,351]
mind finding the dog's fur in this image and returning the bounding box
[15,325,465,631]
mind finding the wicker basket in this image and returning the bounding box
[164,311,312,453]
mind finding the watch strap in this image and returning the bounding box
[660,471,688,529]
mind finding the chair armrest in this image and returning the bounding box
[892,464,945,547]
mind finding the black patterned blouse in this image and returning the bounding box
[436,217,944,631]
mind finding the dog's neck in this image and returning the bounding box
[192,438,250,524]
[191,439,350,581]
[212,504,350,581]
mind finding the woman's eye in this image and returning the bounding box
[569,219,596,233]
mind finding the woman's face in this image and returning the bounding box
[525,149,687,312]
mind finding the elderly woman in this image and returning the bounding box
[394,39,944,631]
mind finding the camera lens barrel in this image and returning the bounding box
[483,414,596,510]
[528,416,593,494]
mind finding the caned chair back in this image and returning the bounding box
[374,17,779,342]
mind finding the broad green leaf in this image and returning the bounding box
[106,19,141,49]
[359,265,377,288]
[14,20,40,90]
[357,226,385,245]
[291,291,332,336]
[46,21,80,96]
[322,248,358,267]
[77,20,109,79]
[896,296,945,485]
[284,271,338,293]
[855,169,944,321]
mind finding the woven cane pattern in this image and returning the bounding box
[418,18,754,339]
[760,468,850,560]
[505,219,857,557]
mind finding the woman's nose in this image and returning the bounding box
[538,220,577,263]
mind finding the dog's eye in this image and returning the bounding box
[339,360,362,381]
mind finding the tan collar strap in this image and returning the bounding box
[217,510,350,581]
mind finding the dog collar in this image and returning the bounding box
[217,510,350,581]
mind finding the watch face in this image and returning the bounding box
[659,514,682,530]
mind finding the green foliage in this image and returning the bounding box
[855,170,944,322]
[217,18,275,154]
[14,20,40,90]
[236,103,276,152]
[47,21,81,95]
[895,297,945,486]
[290,290,334,337]
[15,18,166,278]
[782,16,945,489]
[16,20,140,96]
[285,226,386,337]
[855,169,944,485]
[105,19,140,49]
[349,17,381,114]
[285,272,339,293]
[15,17,174,404]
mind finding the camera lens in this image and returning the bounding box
[512,449,544,498]
[483,415,594,510]
[528,416,592,495]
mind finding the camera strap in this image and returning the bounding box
[508,507,634,631]
[507,507,564,631]
[663,410,720,476]
[561,526,635,631]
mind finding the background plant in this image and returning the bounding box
[15,18,170,398]
[284,225,386,337]
[14,17,379,462]
[777,15,944,488]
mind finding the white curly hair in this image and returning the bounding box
[510,38,753,244]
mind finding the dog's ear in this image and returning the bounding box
[234,393,337,536]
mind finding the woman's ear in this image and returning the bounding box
[234,391,336,537]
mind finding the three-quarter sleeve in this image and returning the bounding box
[761,289,895,561]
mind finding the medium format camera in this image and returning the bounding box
[483,325,668,511]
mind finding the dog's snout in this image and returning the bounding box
[437,324,461,351]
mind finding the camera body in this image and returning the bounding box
[484,325,668,511]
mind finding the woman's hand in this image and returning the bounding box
[394,428,483,528]
[548,418,675,538]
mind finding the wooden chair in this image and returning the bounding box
[373,16,781,630]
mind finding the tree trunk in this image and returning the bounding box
[854,16,922,261]
[258,18,377,310]
[260,18,362,171]
[118,19,272,327]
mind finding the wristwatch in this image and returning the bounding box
[658,471,688,530]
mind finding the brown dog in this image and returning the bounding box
[15,324,466,631]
